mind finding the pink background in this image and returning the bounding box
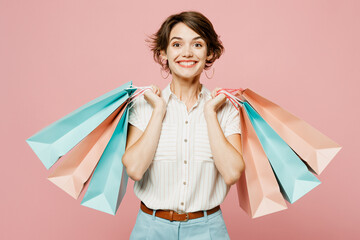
[1,0,359,239]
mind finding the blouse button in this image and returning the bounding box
[183,181,186,185]
[181,202,184,206]
[184,139,187,142]
[185,120,188,124]
[184,160,187,164]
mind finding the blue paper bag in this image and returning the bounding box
[81,107,129,215]
[243,102,321,203]
[26,81,136,169]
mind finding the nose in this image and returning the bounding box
[182,44,193,57]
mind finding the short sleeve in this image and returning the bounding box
[223,101,241,137]
[128,96,151,132]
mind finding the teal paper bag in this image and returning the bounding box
[26,81,136,169]
[81,107,129,215]
[243,102,321,203]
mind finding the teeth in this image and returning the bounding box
[179,61,196,66]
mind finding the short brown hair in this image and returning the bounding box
[146,11,225,73]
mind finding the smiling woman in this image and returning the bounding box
[121,11,244,240]
[146,12,224,75]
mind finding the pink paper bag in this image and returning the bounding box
[239,89,342,174]
[236,105,287,218]
[48,103,126,199]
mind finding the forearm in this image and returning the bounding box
[123,108,165,181]
[205,111,244,186]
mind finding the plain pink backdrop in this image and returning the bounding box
[1,0,359,239]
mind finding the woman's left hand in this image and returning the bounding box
[204,87,227,116]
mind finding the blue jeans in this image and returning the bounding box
[129,207,231,240]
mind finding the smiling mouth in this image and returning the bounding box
[177,61,198,68]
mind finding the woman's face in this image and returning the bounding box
[161,22,213,81]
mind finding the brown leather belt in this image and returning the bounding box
[140,201,220,222]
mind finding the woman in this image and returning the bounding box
[122,11,245,240]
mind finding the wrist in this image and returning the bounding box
[204,108,217,121]
[153,105,166,117]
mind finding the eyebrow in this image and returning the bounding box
[170,36,204,41]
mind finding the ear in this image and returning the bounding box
[206,52,214,61]
[160,50,167,61]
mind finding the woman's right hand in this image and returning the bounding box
[144,85,167,115]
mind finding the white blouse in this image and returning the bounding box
[128,83,241,212]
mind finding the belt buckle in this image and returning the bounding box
[176,210,189,222]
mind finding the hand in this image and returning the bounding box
[234,88,246,102]
[204,87,227,116]
[143,85,167,114]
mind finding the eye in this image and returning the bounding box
[172,42,180,47]
[194,43,203,47]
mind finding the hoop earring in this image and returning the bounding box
[160,68,170,79]
[204,67,215,79]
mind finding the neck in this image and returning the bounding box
[170,75,202,104]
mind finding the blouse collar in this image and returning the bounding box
[162,82,210,104]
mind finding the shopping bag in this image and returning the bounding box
[243,101,321,203]
[47,102,126,199]
[80,106,130,215]
[217,88,341,218]
[240,89,342,174]
[26,81,136,169]
[236,104,287,218]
